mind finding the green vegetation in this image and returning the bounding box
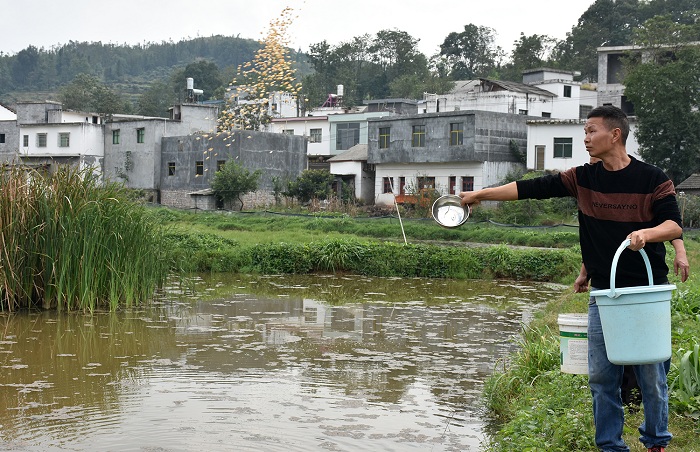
[210,160,262,210]
[284,169,336,203]
[482,234,700,451]
[0,167,169,312]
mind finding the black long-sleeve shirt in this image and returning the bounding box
[516,156,682,289]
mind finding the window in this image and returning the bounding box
[0,133,4,144]
[399,177,406,195]
[563,85,572,98]
[412,125,425,147]
[113,129,120,145]
[449,176,457,195]
[541,112,551,118]
[37,133,47,147]
[553,138,573,158]
[195,160,204,176]
[283,129,294,135]
[309,128,322,143]
[58,132,70,147]
[449,123,463,146]
[23,135,28,147]
[136,128,145,143]
[519,109,528,115]
[383,177,393,194]
[217,160,226,171]
[379,127,390,149]
[579,105,593,120]
[462,176,474,192]
[336,122,360,150]
[168,162,176,176]
[417,176,435,189]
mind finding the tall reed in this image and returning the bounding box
[0,166,169,311]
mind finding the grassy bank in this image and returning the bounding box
[483,234,700,451]
[157,208,580,283]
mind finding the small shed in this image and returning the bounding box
[328,144,375,203]
[676,174,700,197]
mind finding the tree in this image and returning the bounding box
[137,80,176,117]
[499,33,558,81]
[219,7,301,131]
[59,73,130,114]
[623,43,700,184]
[284,169,335,203]
[210,160,262,210]
[170,60,224,101]
[438,24,503,80]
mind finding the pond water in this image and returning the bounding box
[0,274,564,452]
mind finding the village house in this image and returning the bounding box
[103,103,218,202]
[10,101,105,174]
[368,110,528,206]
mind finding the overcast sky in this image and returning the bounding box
[2,0,596,57]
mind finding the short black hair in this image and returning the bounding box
[587,105,629,144]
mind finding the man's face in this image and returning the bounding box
[584,117,616,159]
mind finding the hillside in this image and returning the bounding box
[0,35,312,105]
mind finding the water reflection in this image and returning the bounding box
[0,274,563,451]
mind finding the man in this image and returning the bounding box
[575,237,688,410]
[460,105,681,452]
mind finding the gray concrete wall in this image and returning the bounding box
[103,119,164,189]
[15,102,62,125]
[160,129,307,209]
[0,120,19,163]
[367,110,527,164]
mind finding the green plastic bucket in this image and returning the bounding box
[590,239,675,365]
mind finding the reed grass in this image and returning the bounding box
[0,166,169,311]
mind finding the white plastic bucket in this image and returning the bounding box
[558,313,588,374]
[590,239,675,365]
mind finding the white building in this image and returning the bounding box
[17,104,105,173]
[269,115,330,160]
[423,69,595,121]
[526,118,641,171]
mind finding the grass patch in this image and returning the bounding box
[0,166,169,311]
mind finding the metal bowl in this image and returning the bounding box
[432,195,470,228]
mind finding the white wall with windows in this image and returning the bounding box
[20,123,104,158]
[269,116,329,156]
[526,119,640,171]
[373,161,511,206]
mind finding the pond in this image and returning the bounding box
[0,274,564,451]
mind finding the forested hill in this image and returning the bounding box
[0,35,310,103]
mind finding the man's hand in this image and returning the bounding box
[674,252,690,282]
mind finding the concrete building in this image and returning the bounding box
[14,102,104,173]
[270,115,329,162]
[103,103,218,201]
[159,129,307,210]
[328,144,374,203]
[0,103,18,159]
[269,110,392,171]
[368,110,527,206]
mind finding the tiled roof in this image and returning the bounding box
[676,174,700,190]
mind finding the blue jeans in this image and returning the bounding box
[588,295,672,451]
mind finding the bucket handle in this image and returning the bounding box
[608,238,654,298]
